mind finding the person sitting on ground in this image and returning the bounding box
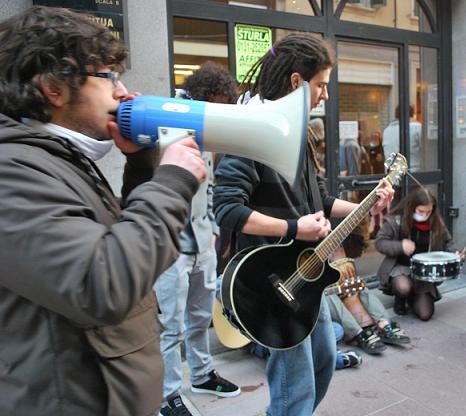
[327,244,410,355]
[333,321,362,369]
[375,186,463,321]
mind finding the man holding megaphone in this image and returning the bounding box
[214,33,394,416]
[0,6,207,416]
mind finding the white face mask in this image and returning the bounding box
[413,212,430,222]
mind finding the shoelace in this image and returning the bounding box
[390,327,406,336]
[366,333,381,345]
[384,324,406,338]
[170,397,191,416]
[172,397,184,408]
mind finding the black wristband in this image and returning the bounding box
[285,219,298,240]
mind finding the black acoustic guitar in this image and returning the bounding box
[220,153,407,350]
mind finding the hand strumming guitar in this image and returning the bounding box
[296,210,331,241]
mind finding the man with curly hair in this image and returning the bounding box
[155,61,240,416]
[0,6,207,416]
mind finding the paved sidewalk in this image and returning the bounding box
[179,277,466,416]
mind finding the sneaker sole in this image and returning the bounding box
[382,338,411,346]
[190,386,241,398]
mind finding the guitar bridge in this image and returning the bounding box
[268,273,300,312]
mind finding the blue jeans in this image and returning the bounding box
[265,297,336,416]
[154,249,217,399]
[333,321,346,370]
[333,321,344,343]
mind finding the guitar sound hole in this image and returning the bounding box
[297,249,322,281]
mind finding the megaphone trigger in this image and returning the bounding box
[117,82,310,187]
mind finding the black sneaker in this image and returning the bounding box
[379,322,411,345]
[356,328,387,355]
[191,370,241,397]
[159,395,192,416]
[393,296,407,315]
[340,350,363,368]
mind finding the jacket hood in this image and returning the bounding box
[0,113,72,158]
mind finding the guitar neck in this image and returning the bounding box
[315,187,380,261]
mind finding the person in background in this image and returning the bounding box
[375,186,464,321]
[214,33,394,416]
[327,245,410,356]
[366,130,385,174]
[333,321,363,369]
[382,104,421,171]
[375,186,462,321]
[366,130,386,239]
[0,6,207,416]
[308,117,326,174]
[155,62,240,416]
[327,291,410,355]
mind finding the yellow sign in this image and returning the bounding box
[235,24,272,83]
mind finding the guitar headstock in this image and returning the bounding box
[339,276,366,298]
[384,153,408,187]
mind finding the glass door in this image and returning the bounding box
[336,40,401,277]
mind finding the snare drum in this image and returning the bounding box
[410,251,461,283]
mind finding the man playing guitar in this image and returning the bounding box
[214,33,394,416]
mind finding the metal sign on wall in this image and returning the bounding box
[32,0,125,43]
[234,24,272,84]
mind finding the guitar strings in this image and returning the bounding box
[283,154,406,292]
[284,190,380,292]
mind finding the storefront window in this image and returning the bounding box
[336,0,436,33]
[209,0,320,16]
[338,42,399,179]
[173,17,228,88]
[409,45,438,171]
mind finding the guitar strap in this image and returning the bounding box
[306,143,324,213]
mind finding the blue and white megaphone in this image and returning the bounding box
[117,82,310,186]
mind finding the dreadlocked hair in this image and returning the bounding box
[239,33,335,102]
[0,6,128,122]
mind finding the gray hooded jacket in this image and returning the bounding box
[0,114,198,416]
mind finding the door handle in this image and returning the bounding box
[351,179,380,187]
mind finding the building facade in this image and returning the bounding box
[1,0,465,264]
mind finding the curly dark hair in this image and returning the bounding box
[240,33,335,101]
[0,6,128,122]
[183,61,237,104]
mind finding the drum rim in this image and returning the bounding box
[411,274,449,282]
[411,251,460,264]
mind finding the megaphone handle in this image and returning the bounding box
[158,127,199,150]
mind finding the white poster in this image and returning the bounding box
[339,121,359,142]
[457,95,466,139]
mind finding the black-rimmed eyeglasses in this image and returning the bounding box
[81,71,121,87]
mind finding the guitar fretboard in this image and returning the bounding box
[315,188,380,261]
